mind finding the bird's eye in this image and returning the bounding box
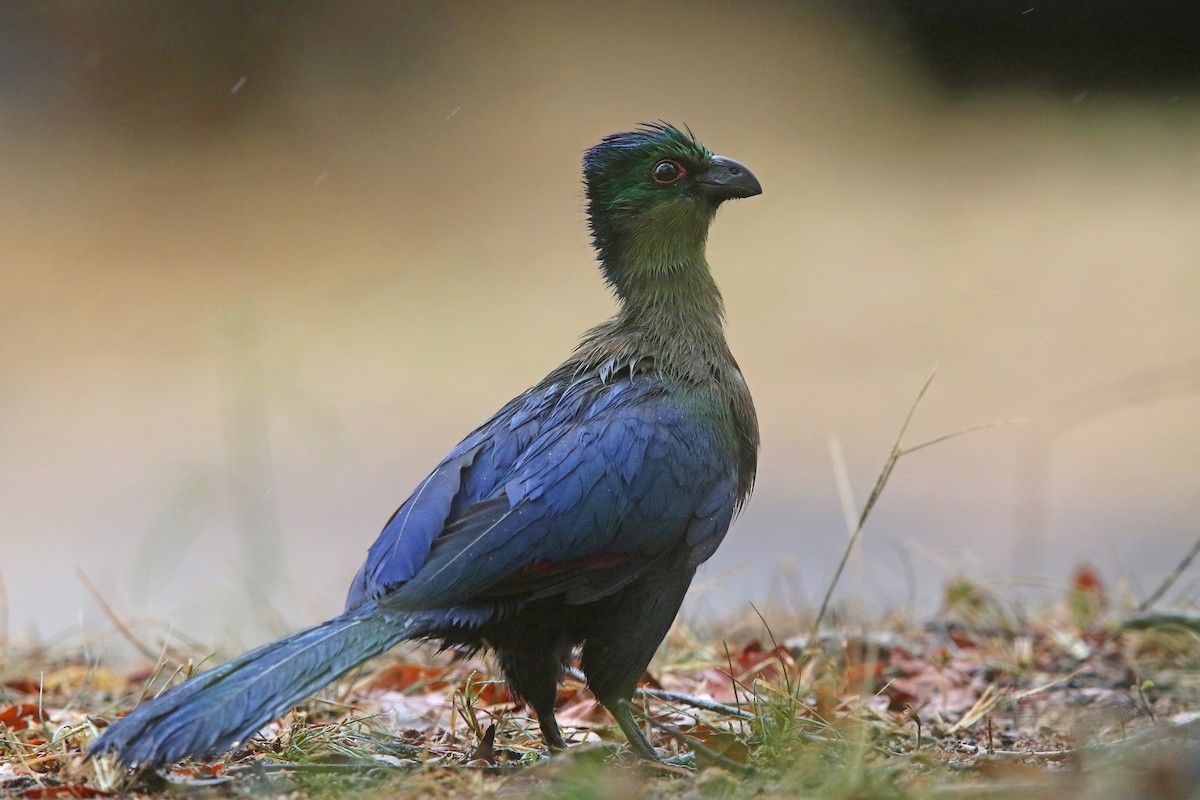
[651,159,686,185]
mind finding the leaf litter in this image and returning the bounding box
[2,566,1200,799]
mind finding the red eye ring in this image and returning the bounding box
[651,159,687,185]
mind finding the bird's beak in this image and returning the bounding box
[697,155,762,201]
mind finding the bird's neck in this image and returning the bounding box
[603,240,727,350]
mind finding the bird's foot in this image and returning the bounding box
[660,752,696,770]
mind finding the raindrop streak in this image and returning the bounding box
[446,106,462,120]
[314,172,329,188]
[231,76,247,94]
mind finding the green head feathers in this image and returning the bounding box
[583,123,761,291]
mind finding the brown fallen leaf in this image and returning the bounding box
[364,663,453,693]
[0,704,48,732]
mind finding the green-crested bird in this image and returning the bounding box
[90,122,760,765]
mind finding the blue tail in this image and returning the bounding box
[89,602,428,766]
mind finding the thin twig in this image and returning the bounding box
[624,700,753,774]
[140,660,189,706]
[723,641,748,736]
[946,742,1073,761]
[812,368,938,639]
[1010,666,1087,701]
[75,568,158,661]
[899,419,1029,456]
[1134,680,1159,726]
[637,688,755,721]
[1139,529,1200,612]
[565,668,756,722]
[749,602,793,698]
[811,371,1023,641]
[948,684,1006,734]
[829,433,864,618]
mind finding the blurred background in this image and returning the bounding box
[2,1,1198,649]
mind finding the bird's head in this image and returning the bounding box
[583,122,761,277]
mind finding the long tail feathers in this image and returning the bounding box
[89,602,427,767]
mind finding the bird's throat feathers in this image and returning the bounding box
[604,247,726,341]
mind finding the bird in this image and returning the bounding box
[89,122,761,766]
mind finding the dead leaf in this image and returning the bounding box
[690,730,751,766]
[16,785,106,798]
[364,663,452,693]
[734,640,794,683]
[0,705,48,732]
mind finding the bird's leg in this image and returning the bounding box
[603,697,659,761]
[496,642,570,752]
[535,706,568,752]
[510,675,568,751]
[580,561,694,761]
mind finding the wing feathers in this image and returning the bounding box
[349,378,738,611]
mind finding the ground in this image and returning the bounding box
[2,569,1199,800]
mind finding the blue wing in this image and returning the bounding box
[346,376,737,612]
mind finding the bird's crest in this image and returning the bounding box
[583,121,711,175]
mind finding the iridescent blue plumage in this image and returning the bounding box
[90,122,760,767]
[348,376,736,611]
